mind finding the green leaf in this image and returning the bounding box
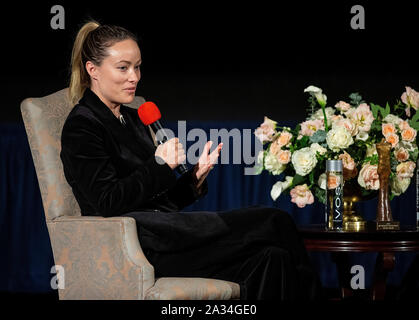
[382,102,390,118]
[291,174,305,188]
[309,130,327,143]
[349,92,363,106]
[313,185,326,204]
[296,135,310,149]
[408,110,419,131]
[409,149,419,162]
[309,171,314,187]
[370,103,381,118]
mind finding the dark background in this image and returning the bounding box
[1,1,418,123]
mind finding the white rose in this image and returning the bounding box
[390,177,411,196]
[310,142,327,155]
[326,126,354,152]
[310,107,335,122]
[398,140,416,152]
[291,147,318,176]
[318,173,327,190]
[271,176,293,201]
[383,114,403,126]
[257,150,264,165]
[264,153,286,175]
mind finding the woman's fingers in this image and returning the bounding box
[209,143,223,164]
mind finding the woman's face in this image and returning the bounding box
[87,39,141,108]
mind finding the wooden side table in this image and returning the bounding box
[299,224,419,300]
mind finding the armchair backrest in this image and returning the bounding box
[21,88,145,221]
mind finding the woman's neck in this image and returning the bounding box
[90,87,121,118]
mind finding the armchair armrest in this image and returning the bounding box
[47,216,154,300]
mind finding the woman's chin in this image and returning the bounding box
[120,93,136,104]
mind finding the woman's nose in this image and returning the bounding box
[129,69,141,83]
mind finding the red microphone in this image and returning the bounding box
[138,101,188,174]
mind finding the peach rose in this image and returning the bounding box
[277,150,291,164]
[396,161,416,179]
[382,123,396,137]
[394,147,410,162]
[327,173,341,190]
[399,120,410,131]
[255,116,277,143]
[401,127,417,142]
[269,138,282,157]
[339,151,358,180]
[358,163,380,190]
[385,133,399,148]
[290,184,314,208]
[277,131,293,148]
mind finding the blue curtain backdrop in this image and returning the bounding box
[0,121,417,293]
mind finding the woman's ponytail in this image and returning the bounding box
[68,21,100,106]
[68,21,138,106]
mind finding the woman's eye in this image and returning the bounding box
[118,66,127,71]
[134,65,141,70]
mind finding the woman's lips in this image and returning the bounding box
[124,87,136,94]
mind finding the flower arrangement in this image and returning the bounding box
[255,85,419,208]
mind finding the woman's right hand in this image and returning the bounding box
[155,138,186,170]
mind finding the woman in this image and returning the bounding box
[60,21,320,300]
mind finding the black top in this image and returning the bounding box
[60,88,207,217]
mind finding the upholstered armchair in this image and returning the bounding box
[20,88,240,300]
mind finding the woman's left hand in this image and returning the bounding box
[193,141,223,188]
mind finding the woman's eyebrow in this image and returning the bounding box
[117,59,142,64]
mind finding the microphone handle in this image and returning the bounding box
[150,121,188,175]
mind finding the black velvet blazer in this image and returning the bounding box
[60,88,207,217]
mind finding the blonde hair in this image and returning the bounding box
[68,21,138,106]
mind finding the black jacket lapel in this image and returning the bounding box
[79,88,155,161]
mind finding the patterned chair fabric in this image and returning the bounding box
[20,88,240,300]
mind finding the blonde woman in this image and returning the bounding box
[60,21,320,300]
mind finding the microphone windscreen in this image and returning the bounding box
[138,101,161,125]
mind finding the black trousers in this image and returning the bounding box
[124,206,321,300]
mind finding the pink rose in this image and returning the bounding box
[394,147,409,162]
[358,163,380,190]
[290,184,314,208]
[255,116,277,143]
[299,119,324,137]
[401,86,419,116]
[335,101,351,112]
[347,103,374,132]
[334,118,358,136]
